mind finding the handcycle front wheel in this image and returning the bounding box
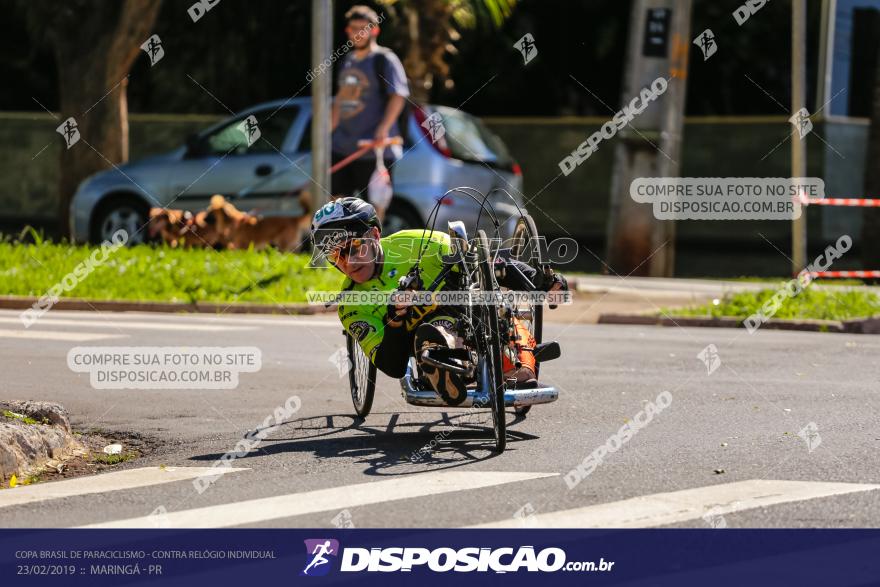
[346,332,376,419]
[510,214,545,417]
[474,229,507,453]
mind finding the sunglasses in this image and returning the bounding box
[327,237,371,264]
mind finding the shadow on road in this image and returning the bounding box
[189,411,539,476]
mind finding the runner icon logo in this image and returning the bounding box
[302,539,340,576]
[140,34,165,66]
[693,29,717,61]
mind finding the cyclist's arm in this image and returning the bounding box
[499,259,541,290]
[340,304,410,378]
[371,322,410,378]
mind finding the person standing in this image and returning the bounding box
[331,5,409,220]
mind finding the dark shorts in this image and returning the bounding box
[331,152,397,204]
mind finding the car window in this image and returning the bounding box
[433,106,513,166]
[298,107,412,154]
[203,107,299,155]
[298,119,311,153]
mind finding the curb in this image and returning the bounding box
[597,313,880,334]
[0,401,85,484]
[0,296,333,316]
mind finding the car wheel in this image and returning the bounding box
[383,200,422,234]
[90,196,149,245]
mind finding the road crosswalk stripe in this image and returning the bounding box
[0,467,248,510]
[78,471,557,528]
[0,316,255,332]
[0,328,126,341]
[468,479,880,528]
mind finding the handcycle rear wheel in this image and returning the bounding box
[510,214,544,416]
[474,229,507,453]
[346,332,376,419]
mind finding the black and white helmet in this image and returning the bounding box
[311,197,380,254]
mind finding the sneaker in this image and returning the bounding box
[510,365,544,389]
[414,323,468,406]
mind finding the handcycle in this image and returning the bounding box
[343,187,562,453]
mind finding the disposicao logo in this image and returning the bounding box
[301,539,339,576]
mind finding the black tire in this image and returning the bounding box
[383,199,422,235]
[90,194,150,245]
[511,214,544,417]
[346,332,376,419]
[475,229,507,452]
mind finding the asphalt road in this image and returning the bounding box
[1,308,879,528]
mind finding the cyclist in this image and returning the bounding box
[312,197,567,406]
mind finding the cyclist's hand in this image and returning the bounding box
[387,290,409,327]
[388,270,422,327]
[547,271,569,309]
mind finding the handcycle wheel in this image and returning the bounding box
[474,229,507,452]
[346,332,376,419]
[510,214,544,416]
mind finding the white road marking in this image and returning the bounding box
[468,479,880,528]
[0,310,338,328]
[199,318,338,327]
[0,328,126,341]
[0,467,248,510]
[149,317,339,328]
[0,316,255,332]
[79,471,556,528]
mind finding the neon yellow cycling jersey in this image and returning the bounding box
[338,229,460,362]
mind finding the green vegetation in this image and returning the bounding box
[671,288,880,322]
[2,410,40,425]
[705,276,866,286]
[0,240,343,304]
[91,451,138,465]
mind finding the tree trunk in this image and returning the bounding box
[35,0,162,238]
[56,70,132,237]
[399,0,455,103]
[402,5,430,103]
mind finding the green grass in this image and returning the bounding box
[671,287,880,321]
[705,276,867,286]
[560,272,867,287]
[0,241,343,304]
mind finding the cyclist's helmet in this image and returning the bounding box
[311,197,380,256]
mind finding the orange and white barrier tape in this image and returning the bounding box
[801,197,880,207]
[809,270,880,279]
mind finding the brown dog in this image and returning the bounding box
[148,208,194,247]
[205,192,314,252]
[181,209,225,249]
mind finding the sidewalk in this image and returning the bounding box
[547,277,714,325]
[543,275,877,325]
[574,274,876,298]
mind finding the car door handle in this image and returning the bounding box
[255,164,273,177]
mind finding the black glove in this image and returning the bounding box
[547,271,568,310]
[387,269,423,327]
[386,290,410,328]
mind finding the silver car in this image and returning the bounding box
[70,99,525,244]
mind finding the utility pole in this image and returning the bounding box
[605,0,692,277]
[312,0,333,209]
[791,0,808,273]
[656,1,692,275]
